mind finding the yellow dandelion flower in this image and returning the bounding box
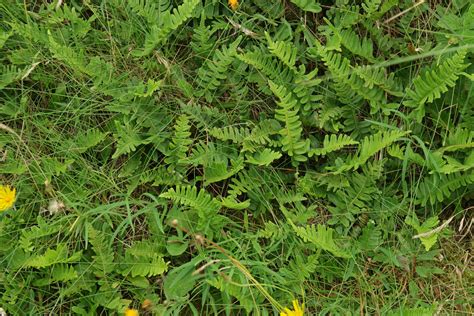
[0,185,16,212]
[280,300,304,316]
[229,0,238,11]
[124,308,139,316]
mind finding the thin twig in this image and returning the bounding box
[384,0,425,24]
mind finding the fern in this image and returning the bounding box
[112,118,151,158]
[309,134,358,157]
[404,50,470,121]
[238,46,294,86]
[160,185,221,214]
[127,0,171,25]
[20,217,62,252]
[415,172,474,206]
[48,31,89,75]
[26,243,82,268]
[291,223,351,258]
[195,38,240,102]
[209,125,251,144]
[265,32,298,70]
[120,241,168,277]
[335,130,410,173]
[242,119,281,152]
[88,225,115,277]
[269,80,309,164]
[71,129,108,154]
[136,0,200,56]
[208,274,263,314]
[439,127,474,153]
[203,156,244,185]
[164,115,193,170]
[246,148,282,166]
[220,195,250,210]
[314,47,385,110]
[293,67,322,110]
[340,29,374,61]
[0,65,28,89]
[191,14,216,57]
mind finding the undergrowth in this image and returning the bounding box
[0,0,473,315]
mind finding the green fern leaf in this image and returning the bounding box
[209,125,251,144]
[160,185,221,213]
[340,29,374,61]
[415,172,474,206]
[121,241,168,277]
[269,80,309,164]
[292,223,351,258]
[165,115,193,170]
[335,130,410,172]
[26,243,82,268]
[196,38,240,102]
[204,156,244,185]
[246,148,282,166]
[72,129,108,154]
[127,0,171,25]
[404,50,470,121]
[309,134,358,157]
[88,225,115,276]
[265,32,298,69]
[136,0,200,56]
[238,46,294,86]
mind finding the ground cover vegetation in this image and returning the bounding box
[0,0,473,314]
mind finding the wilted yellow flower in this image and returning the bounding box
[0,185,16,212]
[124,308,139,316]
[280,300,304,316]
[229,0,238,10]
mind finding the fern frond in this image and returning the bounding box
[209,125,251,143]
[160,185,221,213]
[26,243,82,268]
[315,47,385,109]
[438,127,474,153]
[242,119,281,152]
[291,223,351,258]
[404,50,470,121]
[127,0,171,25]
[136,0,199,56]
[415,172,474,206]
[71,129,108,154]
[88,225,115,276]
[121,241,168,277]
[20,217,62,252]
[165,115,193,169]
[309,134,358,157]
[195,38,240,102]
[265,32,298,70]
[246,148,282,166]
[0,65,28,89]
[335,130,410,172]
[269,80,309,163]
[238,46,294,86]
[204,156,244,185]
[191,15,216,57]
[340,29,374,61]
[112,119,150,158]
[354,65,403,97]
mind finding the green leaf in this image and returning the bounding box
[164,256,204,300]
[166,236,189,256]
[290,0,322,13]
